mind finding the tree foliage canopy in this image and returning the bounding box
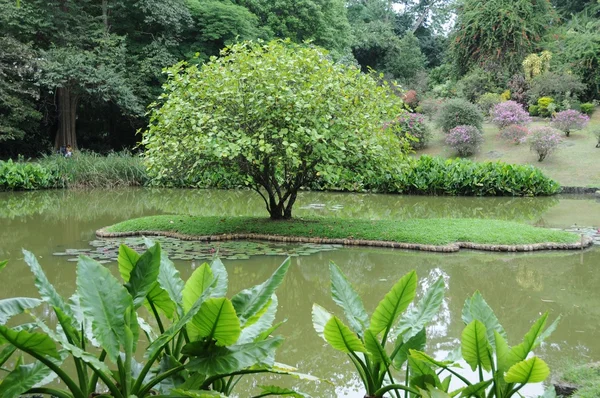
[143,40,407,219]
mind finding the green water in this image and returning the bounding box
[1,188,600,397]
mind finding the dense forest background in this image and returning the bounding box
[1,0,598,157]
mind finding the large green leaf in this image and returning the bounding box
[329,261,368,335]
[232,257,291,325]
[126,244,162,309]
[238,295,278,344]
[183,263,214,314]
[117,244,141,283]
[494,330,511,375]
[506,313,548,368]
[460,379,493,398]
[461,320,491,372]
[393,328,426,369]
[0,297,42,324]
[209,257,228,298]
[504,357,550,384]
[76,255,138,363]
[0,325,60,359]
[256,385,310,397]
[462,291,506,348]
[22,249,73,319]
[369,270,417,337]
[364,329,390,365]
[0,345,17,367]
[408,356,437,377]
[185,336,283,376]
[311,304,332,340]
[157,250,185,318]
[396,277,445,341]
[323,316,367,354]
[0,361,53,398]
[409,349,455,368]
[188,297,241,345]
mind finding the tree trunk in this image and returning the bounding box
[54,87,79,150]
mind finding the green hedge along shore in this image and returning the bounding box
[98,216,592,252]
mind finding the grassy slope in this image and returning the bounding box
[417,112,600,187]
[106,215,578,246]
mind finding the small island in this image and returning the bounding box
[98,216,592,253]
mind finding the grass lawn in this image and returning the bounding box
[556,362,600,397]
[417,111,600,187]
[104,215,579,246]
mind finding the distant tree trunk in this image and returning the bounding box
[54,86,79,150]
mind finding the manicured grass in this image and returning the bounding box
[417,111,600,187]
[105,215,579,246]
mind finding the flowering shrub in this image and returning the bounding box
[528,127,562,161]
[550,109,590,137]
[384,112,431,149]
[490,100,532,128]
[445,125,484,156]
[437,98,484,133]
[499,124,529,144]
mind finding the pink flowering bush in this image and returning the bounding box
[490,100,532,128]
[528,126,563,161]
[384,112,431,149]
[445,125,483,156]
[550,109,590,137]
[499,124,529,144]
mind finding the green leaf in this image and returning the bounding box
[232,257,291,325]
[370,270,417,337]
[256,385,311,397]
[409,349,455,368]
[183,263,214,314]
[127,244,162,309]
[504,357,550,384]
[396,277,445,341]
[461,320,491,372]
[188,297,241,345]
[409,356,437,377]
[364,329,390,365]
[209,257,228,297]
[0,260,7,272]
[117,244,141,283]
[238,295,278,344]
[506,313,550,367]
[323,316,367,354]
[329,261,368,334]
[170,389,228,397]
[76,255,138,363]
[462,291,506,348]
[312,303,332,340]
[157,250,185,318]
[494,330,511,375]
[0,361,53,398]
[393,328,426,369]
[0,345,17,367]
[0,297,42,324]
[22,249,73,319]
[185,337,283,376]
[0,325,60,360]
[460,379,492,397]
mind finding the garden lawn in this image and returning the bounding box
[105,216,578,246]
[417,111,600,187]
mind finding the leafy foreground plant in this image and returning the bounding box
[313,262,446,398]
[0,242,311,397]
[313,263,559,398]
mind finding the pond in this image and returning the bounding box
[1,188,600,397]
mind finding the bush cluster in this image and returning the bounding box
[550,109,590,137]
[528,127,563,162]
[436,98,484,132]
[384,112,431,149]
[445,125,484,156]
[0,159,59,190]
[491,101,532,128]
[477,92,502,115]
[580,103,595,115]
[537,97,555,117]
[499,124,529,144]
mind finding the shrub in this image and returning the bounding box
[402,89,419,110]
[551,109,590,137]
[499,124,529,144]
[456,67,498,102]
[0,159,59,190]
[477,92,502,115]
[529,72,586,105]
[580,102,595,115]
[445,125,484,156]
[528,126,563,161]
[537,97,555,117]
[491,100,532,128]
[528,105,539,116]
[418,98,443,120]
[436,98,484,132]
[500,89,511,100]
[384,112,431,150]
[507,73,530,105]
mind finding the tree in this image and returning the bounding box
[143,40,407,219]
[451,0,556,76]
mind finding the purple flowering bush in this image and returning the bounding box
[499,124,529,145]
[445,125,483,156]
[550,109,590,137]
[384,112,431,149]
[490,100,532,128]
[528,127,563,161]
